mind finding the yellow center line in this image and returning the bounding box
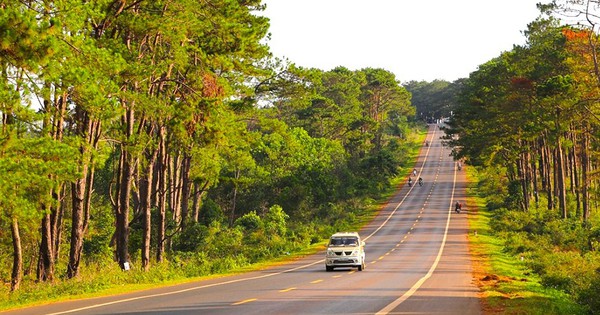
[311,279,323,284]
[279,287,296,293]
[232,298,257,305]
[332,275,343,278]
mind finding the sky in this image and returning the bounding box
[260,0,544,83]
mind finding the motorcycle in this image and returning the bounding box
[455,202,462,213]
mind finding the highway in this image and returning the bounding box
[5,124,481,315]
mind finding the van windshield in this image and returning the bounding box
[329,237,358,246]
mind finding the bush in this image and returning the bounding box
[264,205,288,237]
[577,272,600,315]
[198,198,225,226]
[83,234,112,264]
[234,211,262,232]
[172,223,209,252]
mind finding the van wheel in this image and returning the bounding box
[326,266,333,272]
[358,264,363,271]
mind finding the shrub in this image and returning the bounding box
[264,205,289,237]
[198,198,225,225]
[234,211,262,232]
[83,234,112,264]
[172,222,209,252]
[577,271,600,314]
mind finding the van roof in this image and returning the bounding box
[330,232,360,238]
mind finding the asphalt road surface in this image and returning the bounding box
[4,124,481,315]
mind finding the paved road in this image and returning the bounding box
[4,124,481,315]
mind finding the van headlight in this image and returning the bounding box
[327,249,335,256]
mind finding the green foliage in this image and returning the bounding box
[468,167,589,315]
[83,235,112,264]
[0,136,79,221]
[264,205,288,237]
[172,223,209,252]
[198,198,225,226]
[473,165,600,314]
[234,211,262,232]
[577,274,600,313]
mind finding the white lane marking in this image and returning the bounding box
[375,151,458,315]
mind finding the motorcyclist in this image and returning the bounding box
[455,201,462,213]
[458,161,462,171]
[408,178,413,186]
[418,177,423,186]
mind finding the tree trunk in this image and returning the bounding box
[582,125,591,221]
[192,180,210,222]
[51,186,64,263]
[570,131,581,216]
[37,89,68,282]
[11,217,22,291]
[37,211,54,282]
[115,107,135,270]
[170,154,182,227]
[156,126,167,263]
[68,163,89,278]
[67,112,100,278]
[140,149,157,271]
[542,136,554,210]
[555,141,568,219]
[179,154,192,229]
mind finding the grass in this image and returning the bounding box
[465,167,587,315]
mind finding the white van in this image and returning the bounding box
[325,232,366,271]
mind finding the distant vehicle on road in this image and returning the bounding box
[325,232,366,271]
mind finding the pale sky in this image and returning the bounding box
[261,1,544,83]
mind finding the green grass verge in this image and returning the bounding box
[465,168,587,315]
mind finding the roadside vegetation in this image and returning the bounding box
[467,167,589,314]
[444,3,600,314]
[0,126,426,311]
[0,1,425,310]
